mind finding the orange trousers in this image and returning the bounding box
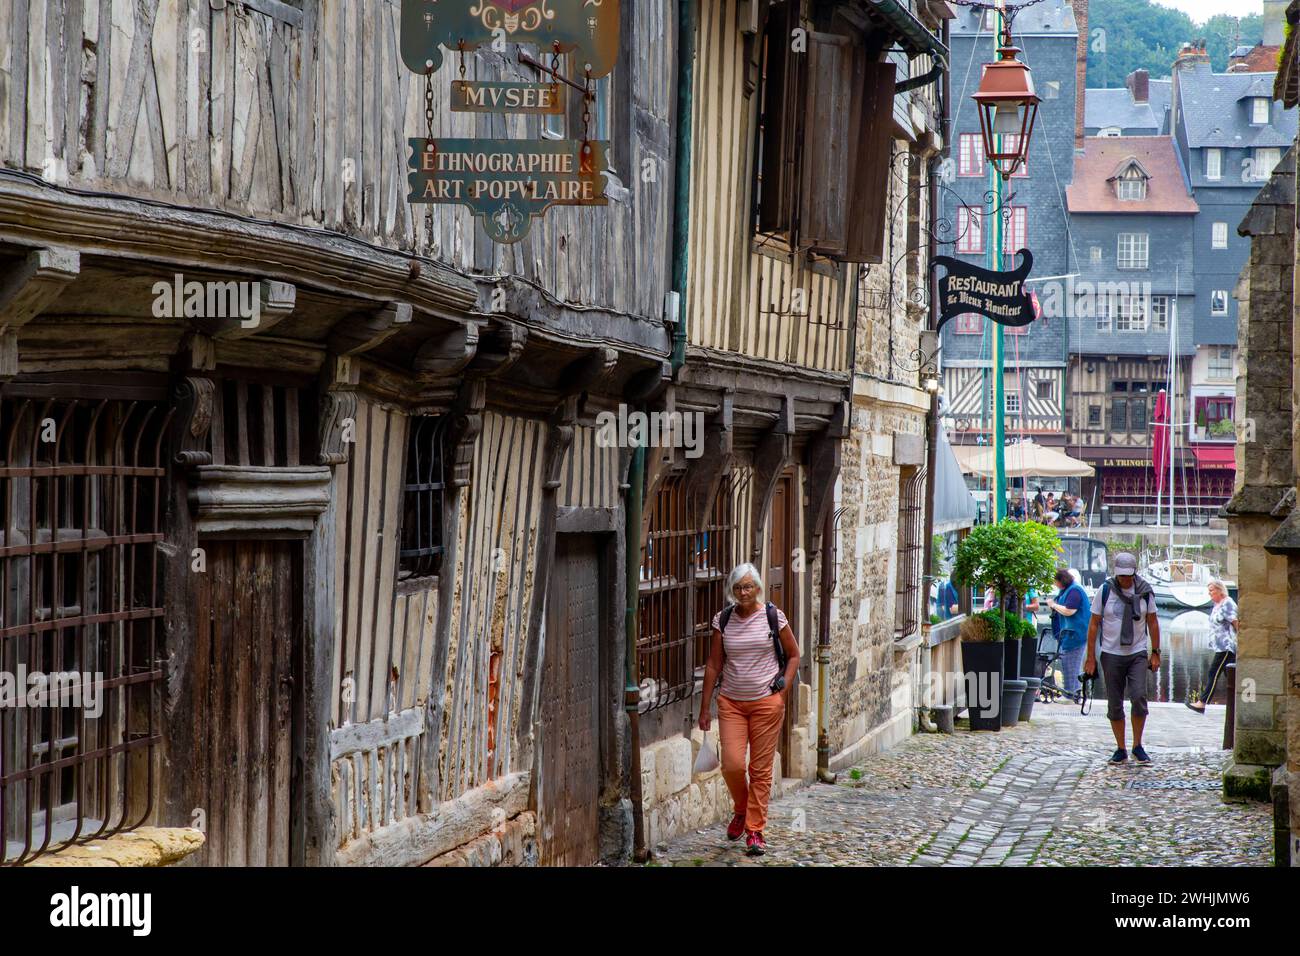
[717,692,786,833]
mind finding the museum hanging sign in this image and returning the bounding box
[931,249,1037,333]
[400,0,617,244]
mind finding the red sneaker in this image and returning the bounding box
[745,830,767,856]
[726,813,746,841]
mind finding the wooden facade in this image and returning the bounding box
[0,0,672,866]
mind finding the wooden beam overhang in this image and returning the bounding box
[0,246,80,378]
[749,395,796,561]
[328,302,413,355]
[684,391,736,527]
[803,400,850,553]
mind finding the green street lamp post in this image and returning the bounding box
[971,4,1039,521]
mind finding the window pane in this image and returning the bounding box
[1111,398,1128,432]
[1206,148,1221,179]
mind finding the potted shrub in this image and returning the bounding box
[1013,615,1043,721]
[957,611,1004,731]
[952,519,1061,731]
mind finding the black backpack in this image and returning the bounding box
[718,602,788,688]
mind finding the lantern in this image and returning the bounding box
[972,28,1040,180]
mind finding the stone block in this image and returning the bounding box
[1237,696,1277,730]
[660,796,681,842]
[640,746,656,810]
[654,736,692,802]
[1223,761,1273,803]
[1237,626,1271,659]
[1235,729,1287,767]
[1239,659,1286,698]
[646,808,660,848]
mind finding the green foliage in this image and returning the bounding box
[1004,613,1037,642]
[951,519,1062,613]
[961,610,1006,643]
[929,613,942,625]
[1087,0,1264,87]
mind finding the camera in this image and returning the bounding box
[770,675,786,693]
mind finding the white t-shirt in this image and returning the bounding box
[1090,581,1155,656]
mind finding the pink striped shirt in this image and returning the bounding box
[712,604,788,701]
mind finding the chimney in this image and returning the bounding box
[1126,68,1149,104]
[1070,0,1089,149]
[1170,42,1211,134]
[1263,0,1286,46]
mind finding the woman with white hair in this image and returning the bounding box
[1187,580,1237,714]
[697,561,799,856]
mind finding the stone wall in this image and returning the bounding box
[1225,148,1295,827]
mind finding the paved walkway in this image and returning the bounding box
[650,702,1273,867]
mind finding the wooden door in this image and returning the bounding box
[192,540,302,866]
[765,471,798,766]
[538,535,603,866]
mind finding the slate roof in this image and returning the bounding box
[1085,80,1172,133]
[1175,60,1298,148]
[950,0,1076,36]
[1066,136,1199,214]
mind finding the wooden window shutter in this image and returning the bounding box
[757,3,800,234]
[798,33,854,256]
[841,58,897,263]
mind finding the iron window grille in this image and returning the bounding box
[692,474,737,672]
[895,467,925,638]
[0,395,171,865]
[399,416,448,581]
[638,475,693,712]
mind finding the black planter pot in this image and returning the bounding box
[960,641,1005,732]
[1021,629,1040,678]
[1020,677,1041,721]
[1001,679,1027,728]
[1003,637,1021,682]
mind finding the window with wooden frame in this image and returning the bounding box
[957,206,984,254]
[398,416,448,581]
[959,134,985,176]
[955,313,983,334]
[0,392,171,865]
[753,5,895,262]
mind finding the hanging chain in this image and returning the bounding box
[580,68,594,173]
[459,40,467,84]
[423,65,436,247]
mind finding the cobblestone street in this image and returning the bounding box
[650,702,1274,867]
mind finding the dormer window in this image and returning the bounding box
[1251,97,1270,125]
[1111,161,1149,201]
[1099,126,1122,138]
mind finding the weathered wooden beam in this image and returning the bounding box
[559,346,618,395]
[318,353,361,466]
[804,400,849,553]
[328,301,413,356]
[685,392,736,526]
[185,278,296,339]
[413,322,480,379]
[0,247,81,378]
[624,360,672,402]
[750,396,796,561]
[465,323,527,377]
[446,377,487,488]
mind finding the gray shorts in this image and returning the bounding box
[1100,651,1149,721]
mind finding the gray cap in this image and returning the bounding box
[1113,552,1138,574]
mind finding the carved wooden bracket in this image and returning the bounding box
[173,375,217,468]
[685,392,735,527]
[749,396,795,561]
[544,396,580,492]
[0,246,81,379]
[446,378,487,488]
[318,354,361,466]
[560,347,619,396]
[624,360,673,402]
[329,302,413,356]
[189,279,296,340]
[804,401,849,554]
[466,323,527,377]
[414,321,481,379]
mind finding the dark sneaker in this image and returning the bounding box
[745,831,767,856]
[1132,746,1151,764]
[1109,748,1128,764]
[726,813,746,841]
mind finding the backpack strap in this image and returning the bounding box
[766,603,786,668]
[717,604,734,663]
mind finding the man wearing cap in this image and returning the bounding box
[1083,552,1161,764]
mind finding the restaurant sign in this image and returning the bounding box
[400,0,620,78]
[931,249,1036,333]
[409,138,608,243]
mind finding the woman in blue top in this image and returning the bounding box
[1045,568,1091,696]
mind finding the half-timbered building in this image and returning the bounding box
[0,0,672,867]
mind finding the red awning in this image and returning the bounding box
[1192,445,1236,469]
